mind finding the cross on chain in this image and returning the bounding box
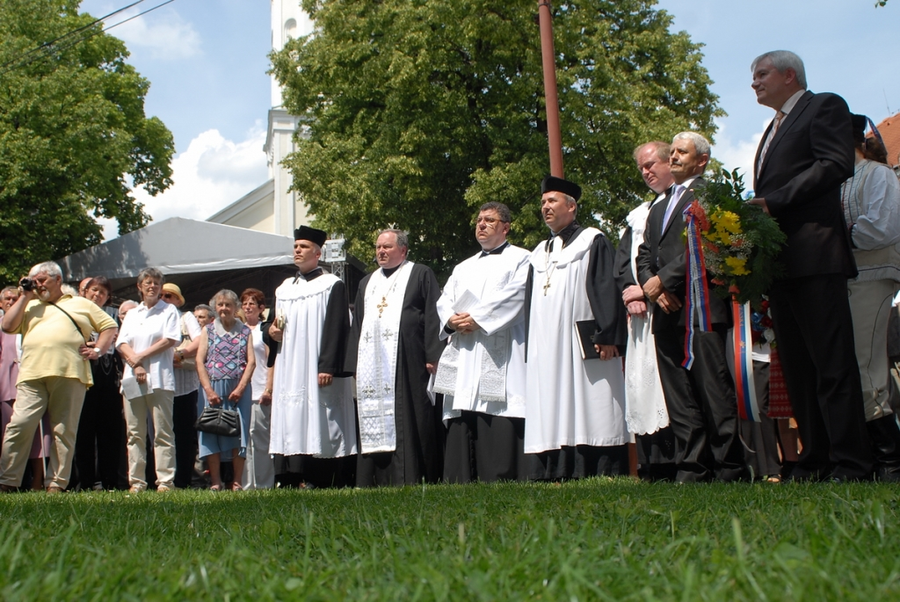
[543,280,551,296]
[377,296,389,317]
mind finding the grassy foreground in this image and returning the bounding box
[0,479,899,601]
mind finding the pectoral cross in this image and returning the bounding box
[377,296,388,317]
[543,280,551,296]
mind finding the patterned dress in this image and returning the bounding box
[198,320,252,458]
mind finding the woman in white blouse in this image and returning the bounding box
[239,288,274,489]
[116,268,182,493]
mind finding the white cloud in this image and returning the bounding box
[104,8,201,60]
[101,127,269,240]
[710,118,768,195]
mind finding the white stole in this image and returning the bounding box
[623,201,669,434]
[356,261,414,453]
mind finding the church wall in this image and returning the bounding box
[221,197,275,232]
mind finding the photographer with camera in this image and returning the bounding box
[0,262,117,493]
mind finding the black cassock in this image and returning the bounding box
[348,263,445,486]
[266,267,355,488]
[523,222,630,480]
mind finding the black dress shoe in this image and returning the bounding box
[867,416,900,482]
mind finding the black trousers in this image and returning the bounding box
[654,323,745,482]
[74,367,125,490]
[443,412,526,483]
[173,390,198,488]
[769,275,873,479]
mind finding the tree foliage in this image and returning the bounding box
[0,0,174,283]
[271,0,721,277]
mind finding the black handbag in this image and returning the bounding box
[195,406,240,437]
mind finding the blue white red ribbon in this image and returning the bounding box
[682,201,713,369]
[733,298,760,422]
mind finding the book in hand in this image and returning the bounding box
[574,320,600,360]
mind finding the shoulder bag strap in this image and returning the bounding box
[47,301,90,343]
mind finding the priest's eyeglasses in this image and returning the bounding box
[476,216,508,227]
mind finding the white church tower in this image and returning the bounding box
[265,0,312,236]
[207,2,313,236]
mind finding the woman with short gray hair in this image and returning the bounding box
[195,289,255,491]
[116,268,181,492]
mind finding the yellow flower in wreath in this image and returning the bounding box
[725,256,750,276]
[716,211,742,234]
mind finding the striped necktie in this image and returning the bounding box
[758,110,785,170]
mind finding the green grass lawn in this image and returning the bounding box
[1,479,898,600]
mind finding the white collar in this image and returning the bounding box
[777,89,806,116]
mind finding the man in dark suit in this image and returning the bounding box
[749,50,872,481]
[636,132,745,483]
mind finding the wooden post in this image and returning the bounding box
[537,0,564,177]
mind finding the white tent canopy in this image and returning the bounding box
[60,217,295,281]
[58,218,300,307]
[58,217,366,308]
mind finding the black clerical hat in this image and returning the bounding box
[541,176,582,201]
[294,226,327,247]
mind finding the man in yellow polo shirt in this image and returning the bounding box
[0,261,117,493]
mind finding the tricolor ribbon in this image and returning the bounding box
[682,200,713,369]
[732,297,760,422]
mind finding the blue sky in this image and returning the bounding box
[78,0,900,236]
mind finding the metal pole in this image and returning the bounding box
[538,0,564,177]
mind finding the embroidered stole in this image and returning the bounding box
[356,262,414,453]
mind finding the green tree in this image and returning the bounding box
[0,0,174,283]
[271,0,721,276]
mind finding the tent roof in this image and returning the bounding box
[59,217,295,282]
[57,217,367,309]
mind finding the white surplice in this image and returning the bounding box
[525,228,628,453]
[269,273,357,458]
[433,245,530,421]
[623,201,669,435]
[356,261,414,453]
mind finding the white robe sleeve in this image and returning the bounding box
[466,251,530,337]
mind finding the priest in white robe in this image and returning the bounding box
[524,176,629,480]
[349,229,444,486]
[434,202,530,483]
[268,226,357,488]
[613,141,676,481]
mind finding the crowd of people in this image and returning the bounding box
[1,49,899,493]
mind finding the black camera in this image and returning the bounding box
[19,278,35,292]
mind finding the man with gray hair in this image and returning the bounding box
[748,50,871,481]
[349,228,444,486]
[0,262,118,492]
[636,132,745,482]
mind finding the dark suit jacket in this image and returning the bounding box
[636,178,731,333]
[753,90,856,279]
